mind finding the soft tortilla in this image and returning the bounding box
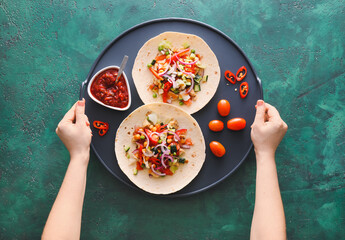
[132,32,220,114]
[115,103,206,194]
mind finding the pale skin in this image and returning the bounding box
[250,100,288,240]
[42,99,287,240]
[42,99,92,240]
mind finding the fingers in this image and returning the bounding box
[253,100,267,125]
[265,103,282,121]
[75,99,86,125]
[61,102,77,123]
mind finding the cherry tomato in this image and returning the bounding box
[227,118,246,131]
[217,99,230,117]
[208,120,224,132]
[209,141,226,157]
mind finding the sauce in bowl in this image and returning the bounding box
[90,68,130,109]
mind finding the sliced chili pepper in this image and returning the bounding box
[93,120,108,129]
[224,70,236,84]
[99,128,108,136]
[236,66,247,81]
[239,82,249,98]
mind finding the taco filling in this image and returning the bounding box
[128,112,193,177]
[147,40,208,106]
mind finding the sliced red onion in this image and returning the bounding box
[158,56,172,76]
[181,144,191,149]
[167,99,172,103]
[138,131,154,156]
[160,154,168,168]
[154,143,170,154]
[163,74,177,89]
[167,61,176,74]
[168,131,180,142]
[149,132,160,138]
[151,164,166,176]
[176,55,198,65]
[143,149,154,157]
[161,153,174,169]
[186,76,194,93]
[132,149,139,154]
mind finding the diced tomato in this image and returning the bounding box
[162,168,173,175]
[184,65,195,74]
[136,161,143,170]
[145,129,159,145]
[185,138,193,145]
[183,99,192,106]
[162,92,168,103]
[163,81,173,92]
[175,129,187,135]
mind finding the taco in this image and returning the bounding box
[132,32,220,114]
[115,103,206,194]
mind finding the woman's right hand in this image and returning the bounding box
[250,100,288,158]
[55,99,92,163]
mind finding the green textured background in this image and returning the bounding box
[1,0,344,239]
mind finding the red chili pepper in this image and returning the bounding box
[236,66,247,81]
[239,82,249,98]
[224,70,236,84]
[93,121,108,129]
[93,121,109,136]
[99,128,108,136]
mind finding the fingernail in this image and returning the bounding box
[78,100,85,106]
[257,100,264,106]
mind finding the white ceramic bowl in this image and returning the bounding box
[87,66,131,111]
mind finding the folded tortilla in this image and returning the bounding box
[115,103,206,194]
[132,32,220,114]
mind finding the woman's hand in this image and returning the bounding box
[55,99,92,162]
[251,100,288,158]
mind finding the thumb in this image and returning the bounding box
[253,100,266,125]
[75,99,86,124]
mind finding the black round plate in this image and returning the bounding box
[82,18,262,197]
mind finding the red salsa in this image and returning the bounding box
[90,68,129,108]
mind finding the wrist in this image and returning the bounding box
[70,149,90,167]
[254,149,275,163]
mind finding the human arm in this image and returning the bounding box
[42,99,92,240]
[250,100,288,240]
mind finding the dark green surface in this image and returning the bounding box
[1,0,344,239]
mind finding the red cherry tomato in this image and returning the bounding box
[217,99,230,117]
[227,118,246,131]
[209,141,226,157]
[208,120,224,132]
